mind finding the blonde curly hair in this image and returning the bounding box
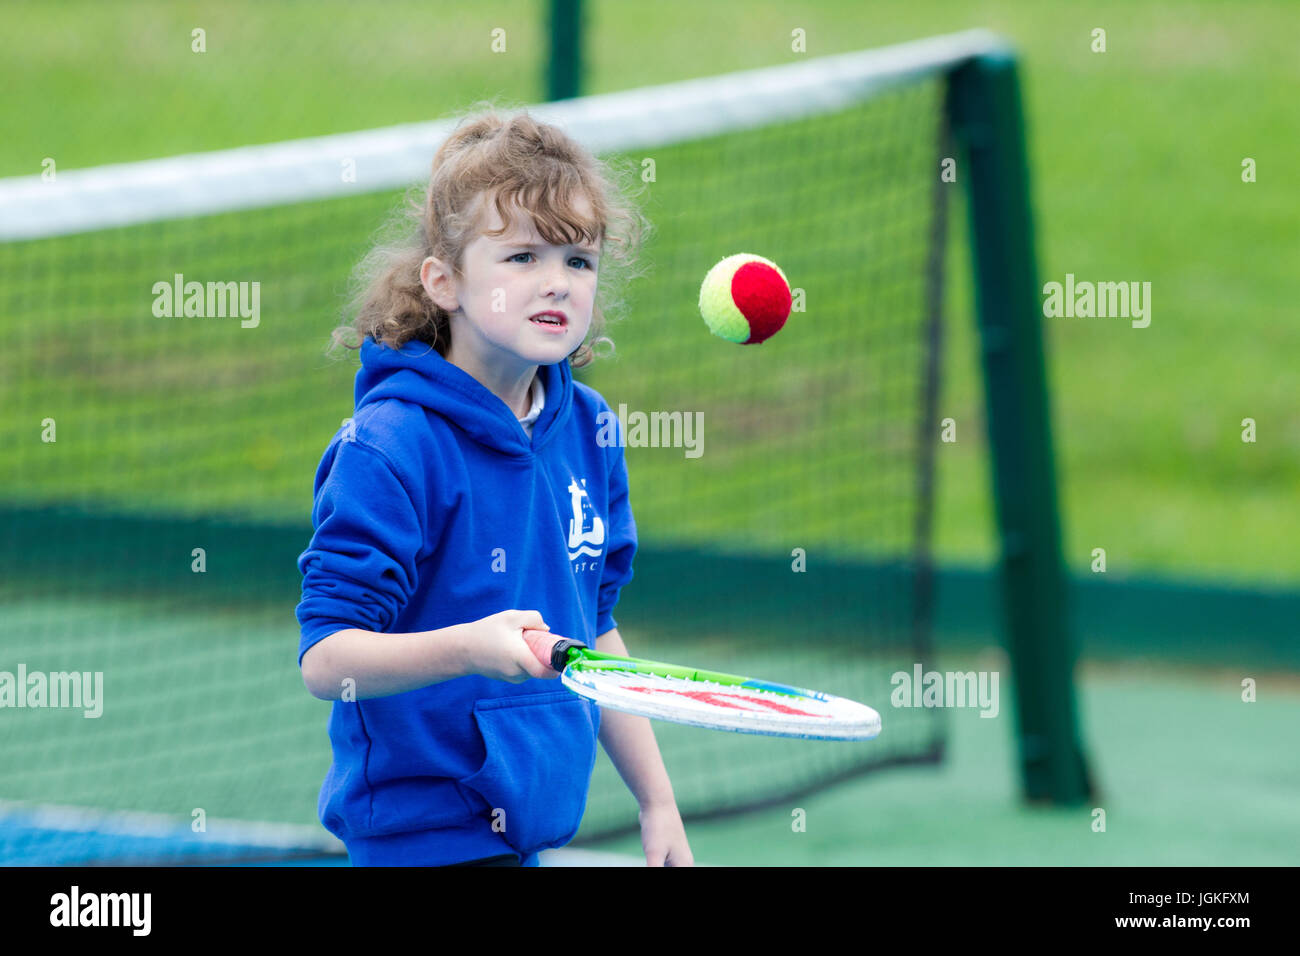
[336,101,649,368]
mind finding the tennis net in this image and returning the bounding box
[0,31,1002,863]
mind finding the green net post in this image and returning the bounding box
[947,52,1094,805]
[546,0,583,101]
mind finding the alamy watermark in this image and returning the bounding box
[596,406,703,459]
[891,664,999,718]
[152,273,260,328]
[50,886,150,935]
[1042,273,1151,328]
[0,665,103,718]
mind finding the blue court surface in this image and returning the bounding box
[0,801,640,866]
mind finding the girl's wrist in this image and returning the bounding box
[637,795,680,815]
[433,621,476,680]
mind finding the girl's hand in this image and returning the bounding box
[463,610,559,683]
[639,802,694,867]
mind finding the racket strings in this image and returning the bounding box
[565,665,881,740]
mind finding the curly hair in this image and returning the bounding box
[335,101,650,368]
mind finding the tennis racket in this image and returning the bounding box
[523,630,881,741]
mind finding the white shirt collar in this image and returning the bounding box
[517,374,545,430]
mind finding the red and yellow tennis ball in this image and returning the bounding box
[699,253,792,345]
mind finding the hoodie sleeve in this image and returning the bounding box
[296,439,424,663]
[596,441,637,637]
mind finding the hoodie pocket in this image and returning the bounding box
[460,690,599,854]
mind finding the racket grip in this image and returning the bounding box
[522,629,584,672]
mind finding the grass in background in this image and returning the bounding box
[3,0,1297,586]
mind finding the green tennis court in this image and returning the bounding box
[590,655,1300,865]
[5,585,1292,865]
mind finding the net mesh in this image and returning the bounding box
[0,57,953,863]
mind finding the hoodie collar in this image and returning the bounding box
[353,337,574,457]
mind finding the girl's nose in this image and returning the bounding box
[540,263,569,295]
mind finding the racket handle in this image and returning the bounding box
[522,629,584,672]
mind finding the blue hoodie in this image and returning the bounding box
[296,337,635,866]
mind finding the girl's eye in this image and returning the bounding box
[508,252,594,270]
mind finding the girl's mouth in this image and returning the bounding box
[529,312,568,332]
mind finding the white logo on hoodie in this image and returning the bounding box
[566,477,605,561]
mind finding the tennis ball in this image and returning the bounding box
[699,253,792,345]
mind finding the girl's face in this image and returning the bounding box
[435,195,600,374]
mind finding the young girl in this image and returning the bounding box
[295,106,693,867]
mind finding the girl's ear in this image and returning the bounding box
[419,256,460,313]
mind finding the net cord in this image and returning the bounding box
[0,30,1009,240]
